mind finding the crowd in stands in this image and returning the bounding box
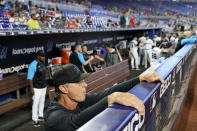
[0,0,196,31]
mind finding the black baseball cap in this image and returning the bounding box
[53,64,90,91]
[36,50,45,57]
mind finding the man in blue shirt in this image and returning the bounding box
[75,44,94,73]
[27,50,47,127]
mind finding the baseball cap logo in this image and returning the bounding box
[73,65,80,73]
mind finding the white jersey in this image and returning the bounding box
[144,39,153,50]
[129,40,138,50]
[170,36,175,43]
[153,37,161,46]
[139,36,146,43]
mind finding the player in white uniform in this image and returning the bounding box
[144,35,153,68]
[129,36,139,70]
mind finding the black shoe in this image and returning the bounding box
[38,116,44,121]
[32,121,40,127]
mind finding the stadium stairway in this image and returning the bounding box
[173,61,197,131]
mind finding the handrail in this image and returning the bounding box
[78,44,195,131]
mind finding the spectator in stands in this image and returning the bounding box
[75,17,82,28]
[55,9,62,19]
[107,19,113,28]
[39,4,44,9]
[125,10,130,27]
[27,13,40,29]
[59,16,67,28]
[44,64,164,131]
[9,12,17,24]
[120,11,126,28]
[4,1,12,10]
[48,9,55,17]
[66,16,78,29]
[42,13,47,21]
[45,16,52,29]
[27,50,47,127]
[15,3,23,13]
[18,11,26,25]
[0,0,5,7]
[129,15,136,28]
[86,16,92,25]
[27,0,33,11]
[37,15,47,29]
[84,9,89,15]
[3,9,10,18]
[48,4,52,11]
[60,11,64,18]
[55,18,62,29]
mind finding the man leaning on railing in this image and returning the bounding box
[44,64,164,131]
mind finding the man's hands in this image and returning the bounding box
[139,72,164,84]
[107,72,164,115]
[108,92,145,115]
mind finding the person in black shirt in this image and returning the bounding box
[44,64,164,131]
[86,16,92,25]
[27,50,47,127]
[69,45,83,72]
[175,31,191,53]
[119,11,126,28]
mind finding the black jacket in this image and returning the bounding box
[33,61,46,89]
[44,77,140,131]
[69,52,83,72]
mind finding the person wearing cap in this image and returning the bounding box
[44,64,164,131]
[27,50,47,127]
[27,13,41,29]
